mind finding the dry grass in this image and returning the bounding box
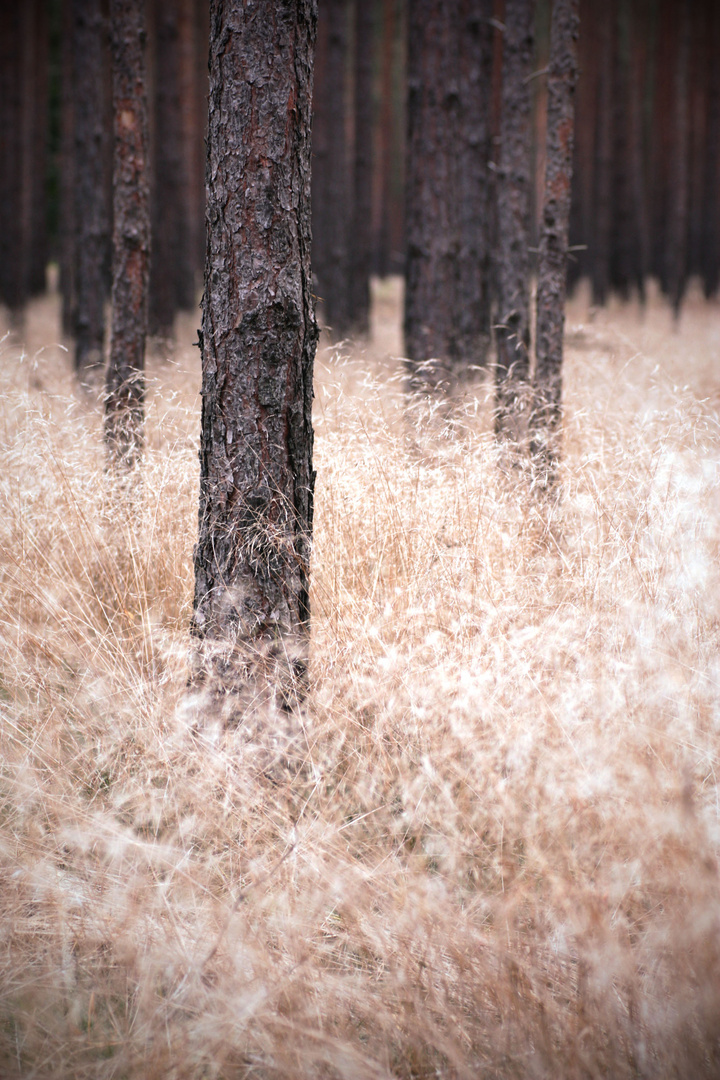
[1,279,720,1078]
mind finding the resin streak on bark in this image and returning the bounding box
[531,0,579,492]
[106,0,150,471]
[192,0,318,688]
[494,0,535,445]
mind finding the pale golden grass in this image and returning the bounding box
[1,279,720,1077]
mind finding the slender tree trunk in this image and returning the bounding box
[0,5,24,314]
[530,0,579,494]
[311,0,350,337]
[668,0,690,318]
[192,0,318,704]
[60,0,77,335]
[374,0,395,278]
[494,0,535,446]
[72,0,110,377]
[347,0,374,337]
[149,0,188,335]
[702,1,720,298]
[591,0,612,306]
[106,0,150,472]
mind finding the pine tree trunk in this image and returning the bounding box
[455,0,493,367]
[530,0,579,494]
[404,0,493,384]
[311,0,350,338]
[494,0,535,446]
[0,4,24,314]
[591,0,612,306]
[148,0,188,336]
[26,0,49,298]
[702,1,720,298]
[668,0,690,317]
[106,0,150,472]
[347,0,374,337]
[192,0,318,703]
[60,0,77,335]
[177,0,202,305]
[72,0,110,377]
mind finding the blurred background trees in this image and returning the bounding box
[1,0,719,359]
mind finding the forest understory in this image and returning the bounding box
[1,278,720,1078]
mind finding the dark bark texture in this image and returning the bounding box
[347,0,374,337]
[531,0,579,492]
[494,0,535,445]
[311,0,350,337]
[192,0,318,697]
[72,0,110,376]
[106,0,150,471]
[404,0,493,384]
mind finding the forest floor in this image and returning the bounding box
[1,279,720,1078]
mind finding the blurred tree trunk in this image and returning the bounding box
[668,0,690,317]
[495,0,534,447]
[702,1,720,298]
[312,0,350,337]
[347,0,374,337]
[60,0,77,335]
[530,0,579,494]
[609,3,634,299]
[404,0,493,384]
[106,0,150,472]
[591,0,612,306]
[456,0,493,367]
[192,0,318,703]
[374,0,404,279]
[27,0,50,298]
[72,0,110,377]
[0,5,24,314]
[177,0,202,304]
[149,0,189,335]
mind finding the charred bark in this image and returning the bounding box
[72,0,110,377]
[530,0,579,494]
[106,0,150,472]
[347,0,374,337]
[192,0,318,702]
[494,0,535,446]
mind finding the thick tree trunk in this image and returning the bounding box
[26,0,50,299]
[530,0,579,494]
[106,0,150,472]
[72,0,110,377]
[404,0,493,384]
[347,0,374,337]
[374,0,396,278]
[455,0,493,367]
[311,0,350,337]
[494,0,535,446]
[192,0,318,703]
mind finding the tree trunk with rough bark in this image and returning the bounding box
[347,0,374,337]
[494,0,535,446]
[530,0,579,494]
[106,0,150,472]
[72,0,110,377]
[192,0,318,706]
